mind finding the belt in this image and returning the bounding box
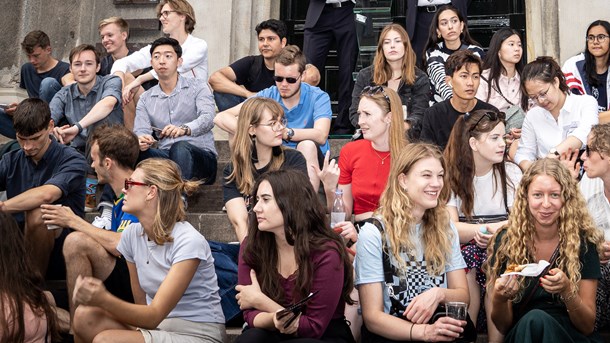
[326,1,351,8]
[417,5,447,13]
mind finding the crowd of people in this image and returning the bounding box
[0,0,609,342]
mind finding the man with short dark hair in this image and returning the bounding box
[41,123,139,325]
[135,37,217,183]
[420,50,498,150]
[0,98,87,277]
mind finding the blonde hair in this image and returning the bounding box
[376,143,452,275]
[136,158,201,244]
[226,98,286,195]
[359,86,408,159]
[98,16,129,36]
[156,0,196,33]
[486,158,604,301]
[373,24,417,86]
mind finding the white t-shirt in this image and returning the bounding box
[448,162,523,216]
[117,221,225,324]
[355,220,466,314]
[580,174,610,240]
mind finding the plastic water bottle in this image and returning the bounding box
[330,189,346,228]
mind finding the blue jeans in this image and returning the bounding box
[138,141,217,184]
[39,77,62,104]
[0,109,16,139]
[213,91,246,112]
[208,241,241,323]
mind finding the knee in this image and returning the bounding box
[25,208,45,232]
[296,140,317,156]
[73,306,105,336]
[62,231,93,258]
[514,309,553,332]
[169,140,192,159]
[92,331,117,343]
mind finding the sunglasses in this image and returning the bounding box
[124,179,150,190]
[361,85,391,104]
[464,110,505,131]
[273,75,301,84]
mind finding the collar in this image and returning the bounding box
[561,92,576,114]
[70,75,103,99]
[149,75,189,98]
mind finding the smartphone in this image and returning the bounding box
[277,290,319,318]
[0,103,10,110]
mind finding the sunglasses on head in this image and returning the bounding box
[273,75,301,84]
[361,85,391,104]
[464,110,505,131]
[124,179,150,190]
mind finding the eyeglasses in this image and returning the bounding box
[258,117,288,132]
[273,75,301,84]
[586,34,609,43]
[464,110,505,131]
[361,85,391,104]
[124,179,150,190]
[528,85,551,104]
[158,10,177,19]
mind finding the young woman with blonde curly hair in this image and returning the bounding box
[355,143,470,342]
[487,158,604,343]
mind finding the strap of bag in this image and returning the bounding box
[517,244,560,314]
[481,74,515,106]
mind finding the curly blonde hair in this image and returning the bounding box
[376,143,452,275]
[486,158,603,300]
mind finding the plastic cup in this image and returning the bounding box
[46,204,63,230]
[446,301,468,337]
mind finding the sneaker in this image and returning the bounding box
[91,216,111,230]
[85,193,96,212]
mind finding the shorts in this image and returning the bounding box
[138,318,226,343]
[103,256,134,303]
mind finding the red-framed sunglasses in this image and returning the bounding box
[124,179,150,190]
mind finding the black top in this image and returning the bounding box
[420,99,498,151]
[230,55,275,93]
[19,61,70,98]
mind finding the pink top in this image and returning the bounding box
[1,299,48,343]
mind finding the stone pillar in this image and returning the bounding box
[525,0,559,62]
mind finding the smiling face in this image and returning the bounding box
[357,96,391,143]
[252,180,285,235]
[71,50,100,86]
[382,29,405,63]
[470,122,507,165]
[582,133,610,179]
[436,9,464,44]
[399,156,444,220]
[158,4,185,36]
[258,29,286,60]
[448,63,480,101]
[527,174,563,231]
[498,34,523,66]
[587,25,610,59]
[99,23,128,56]
[250,108,285,149]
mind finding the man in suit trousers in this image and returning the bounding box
[304,0,358,134]
[406,0,469,66]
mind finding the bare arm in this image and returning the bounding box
[0,185,62,213]
[213,102,244,134]
[225,197,248,243]
[208,67,255,98]
[285,118,331,146]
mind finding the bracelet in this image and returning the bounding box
[409,323,415,341]
[566,297,583,313]
[75,122,83,134]
[560,291,578,303]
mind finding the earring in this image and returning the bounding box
[438,33,441,39]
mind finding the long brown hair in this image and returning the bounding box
[0,212,59,343]
[373,24,417,86]
[242,170,354,306]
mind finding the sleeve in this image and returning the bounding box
[338,142,354,185]
[426,49,453,101]
[133,94,153,136]
[447,192,460,211]
[505,162,523,208]
[562,55,586,95]
[44,152,87,198]
[445,222,467,272]
[569,95,599,145]
[283,149,308,176]
[230,55,256,86]
[237,239,263,328]
[476,72,490,103]
[354,222,386,286]
[312,89,332,122]
[297,248,345,338]
[170,225,210,264]
[186,82,215,136]
[407,70,432,138]
[110,45,152,75]
[117,224,135,263]
[0,154,9,191]
[222,163,243,203]
[173,36,208,80]
[350,68,371,127]
[514,111,538,165]
[99,75,123,104]
[579,240,601,280]
[419,107,436,144]
[49,87,68,124]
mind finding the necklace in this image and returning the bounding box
[372,148,391,165]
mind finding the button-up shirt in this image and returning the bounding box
[476,69,521,112]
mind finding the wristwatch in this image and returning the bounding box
[549,148,560,156]
[179,125,191,136]
[286,128,295,141]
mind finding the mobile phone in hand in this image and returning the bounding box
[277,290,319,318]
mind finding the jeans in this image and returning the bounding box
[39,77,62,104]
[0,109,16,139]
[213,91,246,112]
[138,141,217,184]
[208,241,241,323]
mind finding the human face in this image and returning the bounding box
[100,23,128,56]
[250,109,285,149]
[258,29,286,59]
[90,143,110,184]
[527,174,563,231]
[16,124,52,162]
[436,10,464,44]
[26,46,52,71]
[582,134,609,179]
[587,25,610,59]
[498,34,522,66]
[448,63,480,101]
[274,63,302,100]
[252,180,285,234]
[471,121,507,165]
[382,30,405,63]
[151,45,182,79]
[525,78,562,113]
[158,4,184,36]
[357,97,391,143]
[399,157,444,221]
[71,50,100,86]
[121,168,151,213]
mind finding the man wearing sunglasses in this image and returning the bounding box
[215,45,332,190]
[40,124,140,326]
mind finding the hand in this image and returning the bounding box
[540,268,572,296]
[138,135,156,151]
[273,310,301,335]
[509,128,521,140]
[161,124,186,139]
[122,80,141,104]
[41,204,77,229]
[473,229,493,249]
[314,151,340,192]
[332,221,358,244]
[52,124,73,144]
[423,317,466,342]
[302,64,320,87]
[404,287,442,324]
[235,270,264,310]
[559,148,581,179]
[601,241,610,264]
[73,275,108,307]
[61,125,80,144]
[4,102,18,116]
[493,274,519,302]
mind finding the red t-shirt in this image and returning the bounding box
[338,139,391,215]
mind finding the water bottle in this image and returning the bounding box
[330,189,346,228]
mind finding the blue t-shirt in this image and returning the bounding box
[256,83,332,154]
[19,61,70,98]
[112,194,138,233]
